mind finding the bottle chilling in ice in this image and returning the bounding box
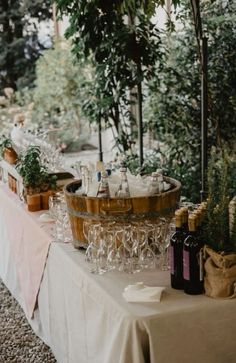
[97,171,110,198]
[115,163,130,198]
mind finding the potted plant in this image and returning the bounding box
[0,135,18,164]
[202,148,236,298]
[16,146,57,211]
[40,171,57,210]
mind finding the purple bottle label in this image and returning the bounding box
[170,246,174,274]
[183,250,190,281]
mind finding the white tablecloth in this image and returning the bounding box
[0,187,236,363]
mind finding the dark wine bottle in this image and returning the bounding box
[199,202,207,239]
[181,207,189,234]
[170,210,185,290]
[183,214,204,295]
[192,209,203,242]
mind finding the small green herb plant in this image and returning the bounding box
[203,147,236,253]
[16,146,57,195]
[0,135,13,157]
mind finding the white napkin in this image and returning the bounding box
[122,282,165,303]
[39,213,54,223]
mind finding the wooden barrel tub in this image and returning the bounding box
[64,176,181,249]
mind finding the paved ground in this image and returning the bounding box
[0,279,57,363]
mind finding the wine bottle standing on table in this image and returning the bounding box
[198,202,208,237]
[192,209,203,241]
[170,210,185,290]
[180,207,189,234]
[183,214,204,295]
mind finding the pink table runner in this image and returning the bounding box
[0,185,52,318]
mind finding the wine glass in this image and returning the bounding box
[83,220,92,242]
[157,218,172,270]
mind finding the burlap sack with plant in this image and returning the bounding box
[203,245,236,298]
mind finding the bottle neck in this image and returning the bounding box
[117,170,130,198]
[188,229,197,237]
[101,176,108,185]
[97,177,110,197]
[175,218,182,230]
[181,213,188,232]
[175,225,183,232]
[121,171,128,182]
[182,222,188,233]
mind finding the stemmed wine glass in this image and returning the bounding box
[48,194,61,241]
[139,226,156,270]
[156,218,173,270]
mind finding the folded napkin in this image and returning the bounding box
[39,213,54,223]
[122,282,165,303]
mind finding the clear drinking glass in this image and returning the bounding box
[156,218,173,270]
[48,193,67,242]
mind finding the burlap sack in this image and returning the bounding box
[203,245,236,298]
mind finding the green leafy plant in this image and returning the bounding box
[203,148,236,252]
[16,146,57,194]
[55,0,174,152]
[146,0,236,201]
[0,135,13,157]
[0,0,52,91]
[124,148,163,175]
[22,41,91,152]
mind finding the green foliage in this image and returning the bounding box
[147,0,236,201]
[123,148,163,175]
[202,0,236,147]
[0,135,13,157]
[55,0,168,152]
[0,0,52,91]
[22,42,91,151]
[203,148,236,252]
[16,146,57,193]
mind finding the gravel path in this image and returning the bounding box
[0,279,57,363]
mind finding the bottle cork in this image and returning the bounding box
[175,210,182,228]
[188,214,197,232]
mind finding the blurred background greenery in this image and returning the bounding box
[0,0,236,202]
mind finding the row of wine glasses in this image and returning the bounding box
[48,192,72,243]
[83,218,174,275]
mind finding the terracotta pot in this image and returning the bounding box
[4,147,18,165]
[26,194,41,212]
[12,177,17,193]
[8,174,13,191]
[41,190,54,210]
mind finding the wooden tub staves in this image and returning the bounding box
[64,176,181,249]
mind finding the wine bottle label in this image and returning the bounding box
[183,250,190,281]
[97,188,109,197]
[96,171,101,182]
[170,246,174,274]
